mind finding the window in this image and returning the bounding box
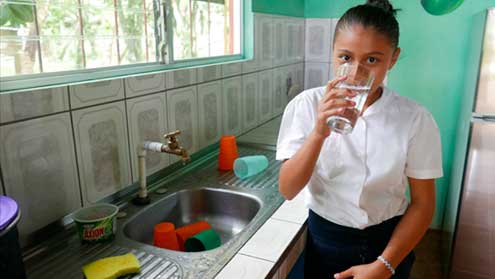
[170,0,241,61]
[0,0,242,90]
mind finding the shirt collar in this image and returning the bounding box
[362,85,392,117]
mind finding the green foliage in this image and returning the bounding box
[1,0,232,76]
[118,0,145,62]
[0,0,35,27]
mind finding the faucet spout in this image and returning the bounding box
[132,130,190,205]
[162,145,190,164]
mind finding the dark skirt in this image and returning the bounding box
[305,210,415,278]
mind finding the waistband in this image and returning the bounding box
[308,209,403,246]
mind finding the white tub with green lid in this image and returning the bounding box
[73,203,119,243]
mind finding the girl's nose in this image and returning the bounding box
[350,63,372,80]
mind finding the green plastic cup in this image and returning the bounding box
[184,229,221,252]
[233,155,269,179]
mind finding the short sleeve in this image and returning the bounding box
[276,95,316,161]
[405,109,443,179]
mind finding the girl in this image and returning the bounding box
[276,1,443,278]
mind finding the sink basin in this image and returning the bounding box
[123,187,262,250]
[23,145,284,279]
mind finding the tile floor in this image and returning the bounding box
[411,230,445,279]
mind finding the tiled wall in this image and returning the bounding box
[304,18,339,90]
[0,13,305,246]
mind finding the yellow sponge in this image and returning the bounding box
[82,253,140,279]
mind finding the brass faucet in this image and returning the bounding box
[162,130,190,163]
[132,130,190,205]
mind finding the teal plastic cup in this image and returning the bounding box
[184,229,221,252]
[233,155,269,179]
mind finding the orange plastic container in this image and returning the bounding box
[218,135,238,171]
[175,221,212,251]
[153,222,180,251]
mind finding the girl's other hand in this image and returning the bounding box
[313,76,356,139]
[334,260,392,279]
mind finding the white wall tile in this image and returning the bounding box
[305,19,332,62]
[215,254,273,279]
[0,113,81,242]
[297,18,305,62]
[72,101,131,205]
[296,63,305,90]
[272,67,288,117]
[258,15,274,70]
[331,18,339,43]
[282,65,292,105]
[222,77,243,136]
[287,64,299,102]
[126,94,169,182]
[304,62,330,90]
[239,218,300,262]
[0,87,69,124]
[286,19,303,64]
[69,79,124,109]
[197,65,222,83]
[291,63,305,96]
[241,73,259,133]
[242,60,258,75]
[222,62,242,78]
[273,17,288,67]
[258,70,273,125]
[167,86,199,161]
[166,68,197,89]
[197,81,222,149]
[125,73,166,98]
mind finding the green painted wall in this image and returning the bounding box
[305,0,495,229]
[305,0,362,17]
[252,0,305,17]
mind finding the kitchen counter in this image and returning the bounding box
[216,116,309,279]
[22,116,308,279]
[215,191,307,279]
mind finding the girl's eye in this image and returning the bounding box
[340,55,351,62]
[367,57,378,64]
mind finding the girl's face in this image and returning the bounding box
[333,24,400,94]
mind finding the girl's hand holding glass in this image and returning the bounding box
[314,76,357,138]
[327,63,375,134]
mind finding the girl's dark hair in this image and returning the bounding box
[334,0,400,48]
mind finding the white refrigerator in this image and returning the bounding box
[447,8,495,279]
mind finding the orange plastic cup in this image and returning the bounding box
[175,221,212,251]
[218,135,238,171]
[153,222,180,251]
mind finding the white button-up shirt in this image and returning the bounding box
[276,86,443,229]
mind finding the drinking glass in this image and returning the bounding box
[327,63,375,134]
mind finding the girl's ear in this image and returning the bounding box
[389,47,401,70]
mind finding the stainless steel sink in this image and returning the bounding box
[23,144,285,279]
[123,188,262,248]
